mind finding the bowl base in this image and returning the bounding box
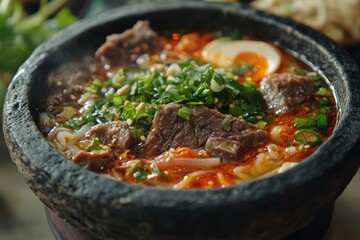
[46,204,334,240]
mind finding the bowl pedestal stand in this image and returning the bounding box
[46,204,334,240]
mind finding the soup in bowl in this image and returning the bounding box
[38,20,336,190]
[3,2,360,239]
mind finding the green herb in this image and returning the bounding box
[318,97,331,114]
[177,106,193,120]
[295,117,316,128]
[256,120,267,130]
[86,138,102,151]
[229,105,243,117]
[295,129,322,146]
[65,115,95,130]
[150,164,168,179]
[58,106,76,120]
[134,169,149,182]
[111,68,126,88]
[316,114,327,129]
[221,119,233,131]
[317,87,332,97]
[130,128,145,142]
[125,160,141,177]
[78,137,107,152]
[65,60,266,132]
[319,98,330,107]
[87,79,102,93]
[113,96,125,106]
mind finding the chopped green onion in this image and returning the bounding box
[221,119,233,131]
[317,114,327,129]
[229,105,243,118]
[210,78,223,92]
[295,117,316,128]
[319,98,331,114]
[151,164,168,179]
[125,160,141,177]
[134,169,149,182]
[83,137,106,151]
[295,129,322,146]
[177,106,193,120]
[112,96,124,106]
[130,128,145,142]
[318,98,330,107]
[66,114,95,130]
[256,121,267,130]
[65,60,266,131]
[59,106,76,119]
[111,68,126,88]
[320,107,330,114]
[317,87,331,97]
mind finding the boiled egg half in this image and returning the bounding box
[202,38,281,81]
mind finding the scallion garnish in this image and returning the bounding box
[134,169,150,182]
[295,117,316,128]
[64,60,266,132]
[221,119,233,131]
[295,129,322,146]
[316,114,327,129]
[256,120,267,130]
[178,106,193,120]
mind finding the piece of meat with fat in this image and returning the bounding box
[73,121,133,171]
[95,20,162,66]
[84,121,133,151]
[206,121,270,160]
[260,73,316,115]
[73,150,113,172]
[141,104,269,160]
[45,56,99,115]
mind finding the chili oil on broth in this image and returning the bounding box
[38,23,336,190]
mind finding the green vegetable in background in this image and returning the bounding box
[0,0,77,76]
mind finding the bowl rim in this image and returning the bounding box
[3,1,360,209]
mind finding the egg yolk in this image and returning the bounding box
[233,52,268,82]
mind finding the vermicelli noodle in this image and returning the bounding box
[251,0,360,43]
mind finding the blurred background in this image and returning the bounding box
[0,0,359,239]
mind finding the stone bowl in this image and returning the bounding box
[3,2,360,240]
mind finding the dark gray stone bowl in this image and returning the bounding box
[3,2,360,240]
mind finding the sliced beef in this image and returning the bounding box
[206,121,269,160]
[73,150,113,172]
[141,104,269,160]
[95,20,162,66]
[260,73,316,115]
[73,121,133,171]
[85,121,133,151]
[45,56,99,115]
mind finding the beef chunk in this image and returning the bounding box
[260,73,316,115]
[141,104,269,160]
[205,138,243,160]
[73,150,113,172]
[45,56,99,115]
[85,121,133,151]
[95,20,162,66]
[206,122,269,160]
